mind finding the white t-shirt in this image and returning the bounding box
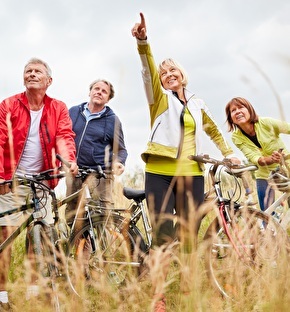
[17,108,44,175]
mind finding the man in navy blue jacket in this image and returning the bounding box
[66,79,128,223]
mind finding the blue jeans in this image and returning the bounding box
[256,178,275,211]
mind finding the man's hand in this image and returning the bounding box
[0,179,10,195]
[112,162,125,176]
[69,162,79,176]
[131,12,147,40]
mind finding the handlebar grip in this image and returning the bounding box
[188,155,208,163]
[230,165,258,174]
[56,154,71,168]
[49,173,67,180]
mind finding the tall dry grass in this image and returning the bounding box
[4,168,290,311]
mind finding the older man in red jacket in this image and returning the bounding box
[0,58,78,308]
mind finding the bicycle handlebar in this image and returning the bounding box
[56,154,71,168]
[0,154,107,187]
[96,165,106,179]
[188,154,231,166]
[56,154,106,179]
[0,171,67,187]
[76,165,107,180]
[188,154,258,174]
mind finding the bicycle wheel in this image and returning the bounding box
[66,214,147,298]
[203,207,290,301]
[29,223,61,311]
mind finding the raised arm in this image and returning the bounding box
[131,12,147,40]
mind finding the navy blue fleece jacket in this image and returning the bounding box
[69,103,128,171]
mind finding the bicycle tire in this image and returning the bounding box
[66,213,147,298]
[30,223,61,311]
[203,207,290,301]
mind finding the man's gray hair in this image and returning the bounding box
[24,57,52,77]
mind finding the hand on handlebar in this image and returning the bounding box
[69,162,79,176]
[0,178,10,195]
[271,150,284,163]
[226,157,241,166]
[189,154,256,170]
[55,154,78,176]
[112,161,125,176]
[189,154,241,166]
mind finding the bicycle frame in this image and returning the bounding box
[259,162,290,230]
[82,187,152,258]
[123,187,152,250]
[0,178,58,254]
[263,189,290,229]
[205,161,251,258]
[0,155,114,310]
[0,211,33,253]
[190,155,262,255]
[189,154,290,301]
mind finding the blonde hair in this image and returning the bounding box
[158,58,188,87]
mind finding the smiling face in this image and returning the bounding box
[160,64,184,91]
[225,97,259,132]
[23,63,52,91]
[158,58,188,91]
[229,103,251,126]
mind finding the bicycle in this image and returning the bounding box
[189,154,290,301]
[0,154,108,311]
[265,161,290,230]
[65,182,151,298]
[66,153,290,302]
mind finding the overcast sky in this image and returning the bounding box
[1,0,290,174]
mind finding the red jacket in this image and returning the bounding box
[0,92,76,187]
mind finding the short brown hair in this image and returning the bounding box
[89,79,115,100]
[225,97,259,132]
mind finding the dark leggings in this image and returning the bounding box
[145,172,204,249]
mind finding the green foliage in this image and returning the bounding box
[9,230,26,282]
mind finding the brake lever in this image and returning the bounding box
[96,165,107,179]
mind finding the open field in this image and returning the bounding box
[5,171,290,311]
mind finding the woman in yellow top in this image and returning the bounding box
[131,13,239,311]
[225,96,290,211]
[132,12,238,248]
